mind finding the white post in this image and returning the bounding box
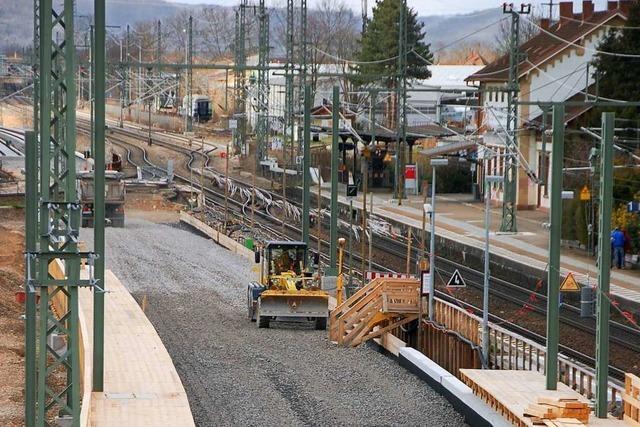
[482,176,491,364]
[483,160,503,366]
[428,158,447,320]
[428,166,436,321]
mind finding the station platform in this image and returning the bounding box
[317,184,640,305]
[77,270,195,426]
[459,369,625,426]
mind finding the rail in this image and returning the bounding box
[99,118,629,412]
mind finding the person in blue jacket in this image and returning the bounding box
[611,227,627,269]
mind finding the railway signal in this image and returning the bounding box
[346,184,358,198]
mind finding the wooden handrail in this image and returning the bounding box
[330,278,420,345]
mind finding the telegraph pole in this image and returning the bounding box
[361,0,368,34]
[329,86,340,275]
[93,0,106,394]
[186,15,193,133]
[541,0,556,22]
[233,2,247,154]
[299,0,308,136]
[500,3,530,233]
[285,0,295,174]
[545,105,564,390]
[256,0,269,170]
[157,20,162,66]
[26,0,96,423]
[302,85,312,246]
[394,0,407,203]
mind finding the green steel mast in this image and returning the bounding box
[394,0,407,201]
[233,2,247,154]
[256,0,270,168]
[25,0,96,424]
[500,4,529,232]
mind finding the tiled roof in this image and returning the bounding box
[467,7,627,83]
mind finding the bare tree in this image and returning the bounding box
[306,0,360,100]
[165,9,192,58]
[198,7,236,59]
[493,13,541,56]
[435,42,496,65]
[131,21,158,62]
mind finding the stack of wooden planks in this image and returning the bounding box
[523,396,590,425]
[624,373,640,427]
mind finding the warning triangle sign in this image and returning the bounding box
[447,269,466,288]
[560,272,581,292]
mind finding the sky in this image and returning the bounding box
[167,0,613,17]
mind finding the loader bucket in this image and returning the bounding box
[258,290,329,319]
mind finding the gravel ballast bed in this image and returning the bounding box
[83,217,466,426]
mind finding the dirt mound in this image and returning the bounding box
[0,223,25,426]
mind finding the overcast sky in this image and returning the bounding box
[167,0,613,17]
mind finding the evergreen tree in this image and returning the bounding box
[589,2,640,235]
[357,0,432,87]
[591,2,640,119]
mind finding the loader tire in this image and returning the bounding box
[247,287,256,322]
[315,317,327,330]
[258,315,270,329]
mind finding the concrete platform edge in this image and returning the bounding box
[372,337,509,427]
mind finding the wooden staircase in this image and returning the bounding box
[329,278,420,346]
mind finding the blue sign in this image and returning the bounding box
[628,201,640,213]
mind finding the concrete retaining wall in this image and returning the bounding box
[373,335,509,427]
[179,211,254,261]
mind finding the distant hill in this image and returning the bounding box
[420,8,504,52]
[0,1,502,63]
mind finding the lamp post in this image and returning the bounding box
[483,173,503,366]
[428,157,448,320]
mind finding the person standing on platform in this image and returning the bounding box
[611,227,626,269]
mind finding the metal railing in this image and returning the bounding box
[420,297,625,410]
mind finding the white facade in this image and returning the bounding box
[474,14,622,209]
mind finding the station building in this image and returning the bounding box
[467,0,632,210]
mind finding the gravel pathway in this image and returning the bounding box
[83,217,466,427]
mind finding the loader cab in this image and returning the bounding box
[248,240,328,329]
[266,241,307,276]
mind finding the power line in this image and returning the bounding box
[430,18,508,55]
[525,60,630,104]
[311,46,399,65]
[525,17,640,58]
[554,13,640,30]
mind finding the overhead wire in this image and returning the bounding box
[525,60,630,104]
[524,16,640,58]
[552,13,640,31]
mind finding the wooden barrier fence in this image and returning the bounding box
[388,296,625,406]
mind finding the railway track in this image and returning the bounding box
[78,121,640,380]
[0,126,25,156]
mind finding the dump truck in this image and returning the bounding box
[247,241,328,329]
[78,170,126,228]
